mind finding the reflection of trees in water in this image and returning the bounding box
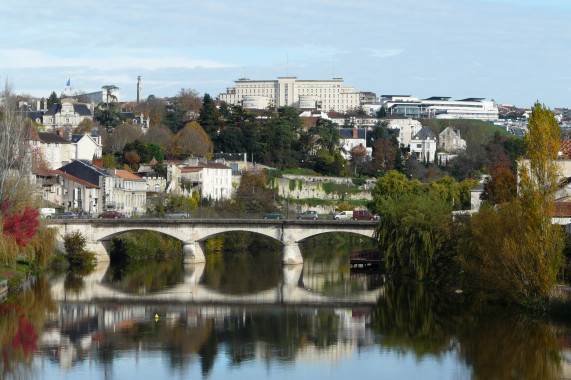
[303,233,377,264]
[107,257,184,293]
[203,249,282,294]
[458,315,561,380]
[303,233,382,296]
[0,277,55,379]
[88,308,343,377]
[373,281,564,379]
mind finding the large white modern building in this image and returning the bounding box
[371,95,499,121]
[218,77,361,113]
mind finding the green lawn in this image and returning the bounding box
[282,168,320,176]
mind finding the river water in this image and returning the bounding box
[1,235,570,379]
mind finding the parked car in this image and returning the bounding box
[98,211,123,219]
[39,208,57,219]
[296,210,319,220]
[261,212,285,219]
[165,210,191,219]
[58,211,78,219]
[351,210,378,221]
[334,211,353,220]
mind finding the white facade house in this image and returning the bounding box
[385,118,423,147]
[112,170,147,216]
[339,129,371,160]
[219,77,360,113]
[410,126,438,162]
[181,162,233,201]
[71,133,103,161]
[42,98,94,133]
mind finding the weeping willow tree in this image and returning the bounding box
[375,192,458,282]
[371,170,462,282]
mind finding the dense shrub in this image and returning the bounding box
[460,202,564,304]
[63,231,95,269]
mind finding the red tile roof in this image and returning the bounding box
[182,167,203,173]
[115,170,144,180]
[561,139,571,159]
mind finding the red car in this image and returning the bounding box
[98,211,123,219]
[351,210,378,221]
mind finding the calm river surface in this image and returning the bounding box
[1,236,570,379]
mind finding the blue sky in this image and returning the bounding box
[0,0,569,108]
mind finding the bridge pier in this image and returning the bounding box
[183,241,206,264]
[88,240,111,263]
[282,242,303,265]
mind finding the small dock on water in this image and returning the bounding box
[350,250,384,268]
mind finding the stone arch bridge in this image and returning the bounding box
[48,219,376,265]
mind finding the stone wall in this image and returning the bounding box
[282,174,376,189]
[274,178,372,201]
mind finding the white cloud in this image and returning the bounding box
[363,49,405,58]
[0,49,236,71]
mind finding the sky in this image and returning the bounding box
[0,0,570,108]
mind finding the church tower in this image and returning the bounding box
[137,76,142,103]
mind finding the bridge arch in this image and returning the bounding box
[49,219,377,266]
[292,229,376,243]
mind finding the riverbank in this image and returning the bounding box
[0,261,36,298]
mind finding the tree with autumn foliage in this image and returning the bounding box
[461,102,564,306]
[373,138,397,172]
[167,121,213,159]
[2,207,39,248]
[481,161,517,205]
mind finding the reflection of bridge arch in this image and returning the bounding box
[49,219,376,265]
[49,261,384,306]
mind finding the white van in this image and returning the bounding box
[39,208,56,219]
[334,210,353,220]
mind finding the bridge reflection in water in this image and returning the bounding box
[51,262,384,306]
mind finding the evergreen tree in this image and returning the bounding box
[198,94,220,141]
[47,91,59,109]
[162,98,186,133]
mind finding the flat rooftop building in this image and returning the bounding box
[218,77,361,113]
[379,95,499,121]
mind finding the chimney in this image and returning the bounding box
[93,159,103,168]
[353,128,358,138]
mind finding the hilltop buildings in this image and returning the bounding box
[218,77,361,113]
[370,95,499,121]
